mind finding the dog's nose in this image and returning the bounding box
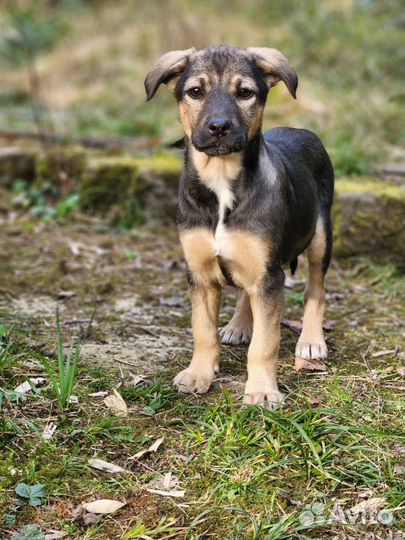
[208,117,231,137]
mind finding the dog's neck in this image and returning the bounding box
[186,135,262,201]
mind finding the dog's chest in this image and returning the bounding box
[194,155,239,259]
[212,178,233,258]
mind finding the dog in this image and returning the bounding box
[145,45,334,408]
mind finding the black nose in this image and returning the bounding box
[208,117,231,137]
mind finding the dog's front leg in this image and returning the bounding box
[174,283,221,394]
[174,228,223,394]
[243,270,285,409]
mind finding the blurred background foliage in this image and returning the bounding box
[0,0,403,175]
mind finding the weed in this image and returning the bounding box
[39,310,81,411]
[15,483,45,507]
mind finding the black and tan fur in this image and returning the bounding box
[145,45,334,408]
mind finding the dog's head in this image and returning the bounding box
[145,45,298,156]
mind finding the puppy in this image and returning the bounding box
[145,46,334,408]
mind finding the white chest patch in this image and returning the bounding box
[191,148,241,257]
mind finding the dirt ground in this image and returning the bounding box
[0,212,404,539]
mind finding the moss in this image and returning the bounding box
[0,148,36,187]
[35,147,86,185]
[333,177,405,266]
[81,156,140,210]
[336,176,405,200]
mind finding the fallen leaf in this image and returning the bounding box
[323,319,336,331]
[396,366,405,377]
[308,397,326,406]
[42,423,57,441]
[88,458,126,474]
[83,512,102,525]
[14,377,46,394]
[349,497,385,514]
[294,357,327,372]
[103,389,128,417]
[146,488,185,498]
[282,319,302,333]
[132,436,164,459]
[82,499,126,514]
[148,472,180,491]
[69,395,79,404]
[128,373,146,386]
[44,531,68,540]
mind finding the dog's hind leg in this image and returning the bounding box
[220,289,253,345]
[295,214,332,360]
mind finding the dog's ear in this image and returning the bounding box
[144,48,196,101]
[247,47,298,99]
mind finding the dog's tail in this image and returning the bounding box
[290,257,298,276]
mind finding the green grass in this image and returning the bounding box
[0,220,404,538]
[38,311,81,411]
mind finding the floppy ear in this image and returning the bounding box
[144,48,196,101]
[247,47,298,99]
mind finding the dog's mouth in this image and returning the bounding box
[192,138,247,157]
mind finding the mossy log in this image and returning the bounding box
[0,147,36,187]
[0,145,403,264]
[333,177,404,265]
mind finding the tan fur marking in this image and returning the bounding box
[173,284,221,394]
[179,228,226,287]
[248,104,264,139]
[190,148,242,187]
[296,217,328,359]
[217,230,270,293]
[220,289,253,345]
[243,283,283,408]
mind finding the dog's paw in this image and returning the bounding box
[295,339,327,360]
[173,368,215,394]
[243,389,284,410]
[220,322,252,345]
[243,378,284,410]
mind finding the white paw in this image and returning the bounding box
[295,339,327,360]
[220,322,252,345]
[173,368,215,394]
[243,390,284,410]
[243,378,284,410]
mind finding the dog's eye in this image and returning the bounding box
[237,88,254,99]
[186,87,204,99]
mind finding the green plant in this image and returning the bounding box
[39,311,81,411]
[0,324,13,373]
[11,524,45,540]
[15,483,45,507]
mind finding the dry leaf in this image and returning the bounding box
[82,499,126,514]
[148,472,180,491]
[88,458,126,474]
[282,319,302,333]
[103,389,128,417]
[294,357,327,372]
[146,488,185,498]
[128,372,146,386]
[83,512,102,525]
[349,497,385,514]
[14,377,46,394]
[44,531,68,540]
[132,436,164,459]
